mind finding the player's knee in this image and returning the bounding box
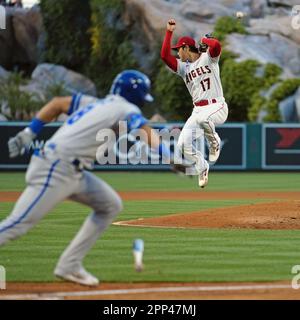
[95,193,123,217]
[110,194,123,216]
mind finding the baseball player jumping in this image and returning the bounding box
[0,70,176,286]
[161,19,228,188]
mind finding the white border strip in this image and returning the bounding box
[0,283,292,300]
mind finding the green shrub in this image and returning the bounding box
[222,59,263,121]
[40,0,92,72]
[212,14,287,123]
[213,16,247,42]
[248,92,266,122]
[154,63,192,120]
[247,63,282,121]
[218,49,238,69]
[0,75,79,120]
[264,79,300,122]
[211,17,285,122]
[88,0,138,95]
[0,73,43,120]
[44,82,69,101]
[262,63,282,88]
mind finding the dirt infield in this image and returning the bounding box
[3,191,300,230]
[1,190,300,202]
[117,200,300,230]
[1,190,299,299]
[0,281,298,300]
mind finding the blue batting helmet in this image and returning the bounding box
[110,70,154,106]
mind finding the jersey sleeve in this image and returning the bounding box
[125,113,148,131]
[201,37,221,63]
[67,93,98,115]
[207,51,220,63]
[176,59,187,78]
[160,30,178,72]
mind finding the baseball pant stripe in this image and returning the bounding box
[0,159,60,233]
[74,93,82,111]
[207,104,225,121]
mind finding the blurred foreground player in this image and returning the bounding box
[0,70,179,286]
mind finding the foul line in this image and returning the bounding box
[0,283,292,300]
[113,221,188,229]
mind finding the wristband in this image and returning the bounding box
[28,118,46,136]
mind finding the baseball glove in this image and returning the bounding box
[199,33,214,53]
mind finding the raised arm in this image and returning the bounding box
[201,37,221,58]
[7,96,72,158]
[160,19,178,72]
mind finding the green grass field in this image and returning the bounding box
[0,172,300,283]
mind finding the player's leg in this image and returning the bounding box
[0,157,79,246]
[54,171,123,286]
[200,120,221,162]
[198,101,228,163]
[177,115,209,187]
[177,115,207,173]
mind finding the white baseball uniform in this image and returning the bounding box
[176,51,228,173]
[0,93,147,274]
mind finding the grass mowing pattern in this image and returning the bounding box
[0,172,299,282]
[0,172,300,191]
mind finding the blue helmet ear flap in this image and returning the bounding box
[110,70,154,106]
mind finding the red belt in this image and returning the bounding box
[194,99,217,107]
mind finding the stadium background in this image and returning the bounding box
[0,0,300,299]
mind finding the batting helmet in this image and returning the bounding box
[110,70,154,106]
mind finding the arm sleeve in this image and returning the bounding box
[67,93,98,115]
[67,93,83,115]
[160,30,178,72]
[201,37,221,59]
[126,113,148,131]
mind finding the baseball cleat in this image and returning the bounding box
[135,263,144,272]
[198,162,209,188]
[54,266,99,287]
[209,134,221,163]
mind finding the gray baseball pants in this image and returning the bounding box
[0,152,122,273]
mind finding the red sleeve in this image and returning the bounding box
[160,30,178,72]
[201,37,221,58]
